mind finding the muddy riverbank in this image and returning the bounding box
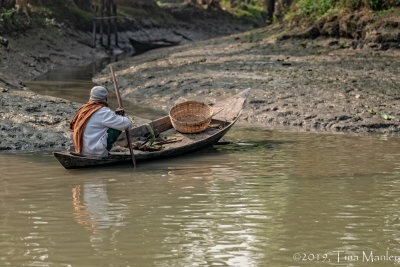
[2,20,400,151]
[0,25,105,151]
[95,24,400,136]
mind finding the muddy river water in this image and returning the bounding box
[2,63,400,266]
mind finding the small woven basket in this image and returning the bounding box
[169,101,213,133]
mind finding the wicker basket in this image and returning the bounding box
[169,101,213,133]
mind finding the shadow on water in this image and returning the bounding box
[25,56,166,120]
[213,140,289,153]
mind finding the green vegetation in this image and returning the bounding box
[1,0,399,37]
[118,5,175,23]
[286,0,400,23]
[0,0,181,34]
[220,0,266,23]
[0,8,30,34]
[0,8,16,25]
[37,1,94,30]
[375,6,395,15]
[157,0,183,3]
[67,6,93,26]
[285,0,344,22]
[369,109,396,120]
[297,0,336,17]
[368,0,400,10]
[0,1,94,33]
[117,6,149,17]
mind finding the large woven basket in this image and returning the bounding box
[169,101,213,133]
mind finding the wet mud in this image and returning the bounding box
[95,25,400,135]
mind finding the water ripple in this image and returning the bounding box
[2,130,400,265]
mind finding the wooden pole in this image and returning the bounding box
[92,6,97,48]
[92,19,96,48]
[100,0,104,45]
[113,3,118,47]
[110,66,136,169]
[107,0,111,49]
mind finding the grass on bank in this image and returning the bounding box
[220,0,266,22]
[117,5,176,24]
[0,1,179,35]
[285,0,400,23]
[0,2,94,34]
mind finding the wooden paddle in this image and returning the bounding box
[110,66,136,169]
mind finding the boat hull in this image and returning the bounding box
[53,119,235,169]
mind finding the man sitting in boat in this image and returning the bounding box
[69,86,132,158]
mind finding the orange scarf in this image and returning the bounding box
[69,101,108,153]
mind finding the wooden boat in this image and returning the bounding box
[53,89,250,169]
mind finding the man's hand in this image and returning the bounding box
[115,107,125,116]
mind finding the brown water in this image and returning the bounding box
[2,129,400,266]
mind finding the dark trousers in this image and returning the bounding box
[107,128,121,151]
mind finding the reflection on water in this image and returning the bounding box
[1,129,400,266]
[72,182,128,230]
[72,181,128,256]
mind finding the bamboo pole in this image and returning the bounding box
[100,0,104,46]
[92,6,97,48]
[113,3,118,47]
[107,0,111,48]
[110,66,136,168]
